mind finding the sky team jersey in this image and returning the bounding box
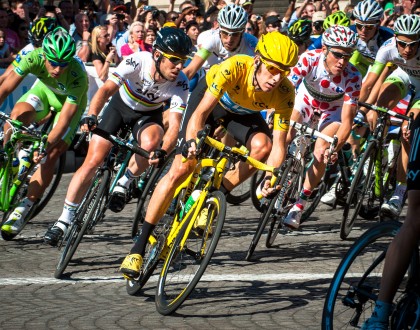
[108,52,189,113]
[374,37,420,81]
[196,31,257,67]
[13,48,88,105]
[206,55,295,131]
[289,49,362,107]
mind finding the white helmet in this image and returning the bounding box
[394,14,420,36]
[217,4,248,30]
[353,0,383,22]
[322,25,358,49]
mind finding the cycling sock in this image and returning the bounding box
[370,300,392,323]
[296,188,312,209]
[130,221,156,256]
[393,182,407,200]
[118,169,137,189]
[58,199,79,224]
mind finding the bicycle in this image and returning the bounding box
[322,219,420,329]
[340,101,413,240]
[0,110,65,240]
[245,120,338,261]
[54,126,150,279]
[125,125,282,315]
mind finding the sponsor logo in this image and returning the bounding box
[68,95,77,102]
[15,67,24,75]
[408,169,420,181]
[125,57,139,69]
[176,80,189,91]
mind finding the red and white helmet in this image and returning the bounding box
[322,25,358,49]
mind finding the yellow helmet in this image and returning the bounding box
[255,31,298,71]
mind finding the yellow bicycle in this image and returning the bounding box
[126,125,281,315]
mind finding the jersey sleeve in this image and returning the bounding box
[343,67,362,106]
[108,55,140,87]
[168,75,189,114]
[272,80,295,132]
[13,50,40,77]
[289,51,313,88]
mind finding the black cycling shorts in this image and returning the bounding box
[176,78,271,154]
[407,114,420,191]
[98,91,164,141]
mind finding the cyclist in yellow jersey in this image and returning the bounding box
[120,31,298,279]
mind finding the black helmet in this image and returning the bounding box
[288,19,312,43]
[29,17,57,48]
[153,27,193,58]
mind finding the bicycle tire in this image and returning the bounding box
[250,170,265,212]
[126,213,174,295]
[131,149,175,238]
[31,153,66,219]
[226,176,251,205]
[54,169,110,279]
[322,220,403,329]
[266,159,301,247]
[245,158,293,260]
[155,190,226,315]
[341,141,377,240]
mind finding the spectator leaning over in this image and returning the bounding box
[143,26,157,53]
[0,28,88,236]
[288,0,316,28]
[361,14,420,330]
[309,10,326,50]
[11,0,30,24]
[91,25,119,82]
[120,21,145,58]
[175,1,199,29]
[184,4,257,79]
[120,32,298,278]
[72,13,91,62]
[44,28,192,245]
[0,9,19,52]
[240,0,253,16]
[265,15,281,33]
[288,19,313,55]
[281,26,361,230]
[185,20,200,52]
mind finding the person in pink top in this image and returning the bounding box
[120,21,145,58]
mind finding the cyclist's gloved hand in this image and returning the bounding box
[80,114,98,131]
[181,139,197,160]
[151,149,167,167]
[353,110,366,127]
[257,175,277,198]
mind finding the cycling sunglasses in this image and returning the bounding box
[48,59,70,68]
[219,28,243,38]
[160,51,187,65]
[328,49,353,60]
[395,38,419,49]
[355,22,378,31]
[260,56,289,76]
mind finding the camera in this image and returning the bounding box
[116,13,125,20]
[143,5,153,11]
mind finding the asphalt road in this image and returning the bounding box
[0,174,405,329]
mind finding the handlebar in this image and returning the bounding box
[0,111,43,138]
[358,101,414,129]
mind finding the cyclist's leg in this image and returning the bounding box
[378,69,411,218]
[363,111,420,328]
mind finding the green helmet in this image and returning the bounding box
[323,11,350,30]
[42,27,76,62]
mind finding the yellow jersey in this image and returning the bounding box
[206,55,295,131]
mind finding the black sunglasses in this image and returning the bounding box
[329,49,353,60]
[396,38,419,48]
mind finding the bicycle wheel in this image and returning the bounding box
[126,213,174,295]
[245,158,293,260]
[341,141,377,240]
[54,169,110,279]
[31,153,66,219]
[226,175,251,205]
[131,150,175,238]
[266,159,301,248]
[250,170,265,212]
[301,181,327,222]
[155,190,226,315]
[322,220,406,329]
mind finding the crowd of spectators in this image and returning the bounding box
[0,0,419,74]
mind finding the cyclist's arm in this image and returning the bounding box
[0,70,24,105]
[46,102,79,150]
[88,80,119,117]
[265,129,288,169]
[186,90,219,141]
[335,103,357,150]
[0,64,14,87]
[359,61,386,105]
[161,111,183,153]
[182,53,206,80]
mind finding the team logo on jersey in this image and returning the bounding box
[211,82,220,92]
[126,57,139,69]
[58,83,66,91]
[223,69,231,76]
[233,85,240,94]
[15,54,21,63]
[176,80,189,91]
[68,95,77,102]
[288,100,294,108]
[71,71,78,77]
[15,67,24,75]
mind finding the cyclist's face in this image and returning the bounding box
[323,46,353,76]
[255,56,287,92]
[155,50,184,82]
[395,34,419,60]
[219,28,243,51]
[355,19,378,42]
[45,59,68,78]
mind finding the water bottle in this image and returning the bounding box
[341,143,353,166]
[179,190,201,220]
[137,172,146,191]
[12,157,19,177]
[17,148,31,181]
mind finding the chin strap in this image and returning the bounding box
[323,49,333,75]
[153,53,168,81]
[253,61,263,91]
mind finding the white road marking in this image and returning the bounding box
[0,273,346,286]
